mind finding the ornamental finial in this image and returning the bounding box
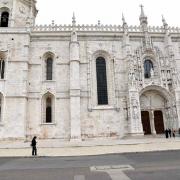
[140,4,145,18]
[139,4,148,26]
[122,13,126,24]
[72,12,76,26]
[162,15,168,28]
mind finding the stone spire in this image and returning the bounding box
[139,5,148,27]
[122,13,128,29]
[97,20,101,26]
[71,12,77,41]
[122,13,126,24]
[162,15,168,30]
[122,13,129,47]
[72,12,76,27]
[162,15,173,56]
[138,5,152,50]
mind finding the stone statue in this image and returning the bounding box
[150,68,154,78]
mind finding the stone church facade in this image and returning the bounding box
[0,0,180,141]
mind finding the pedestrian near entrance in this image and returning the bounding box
[172,130,176,138]
[168,129,172,138]
[165,129,169,138]
[31,136,37,156]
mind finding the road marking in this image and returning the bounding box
[106,170,132,180]
[90,165,133,180]
[90,165,134,171]
[74,175,85,180]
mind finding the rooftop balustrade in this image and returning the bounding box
[32,24,180,33]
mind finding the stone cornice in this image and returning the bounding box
[0,27,30,34]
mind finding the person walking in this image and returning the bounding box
[172,130,176,138]
[31,136,37,156]
[165,129,169,139]
[168,128,172,138]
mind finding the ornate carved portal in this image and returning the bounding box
[141,110,165,135]
[140,88,168,135]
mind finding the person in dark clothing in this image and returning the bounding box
[165,129,169,138]
[168,129,172,138]
[172,130,176,138]
[31,136,37,156]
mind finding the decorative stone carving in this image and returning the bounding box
[19,5,25,14]
[150,68,154,78]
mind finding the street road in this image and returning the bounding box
[0,150,180,180]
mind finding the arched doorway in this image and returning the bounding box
[140,88,168,135]
[154,110,164,134]
[141,111,151,134]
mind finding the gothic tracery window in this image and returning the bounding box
[96,57,108,105]
[0,58,5,79]
[46,57,53,80]
[0,11,9,27]
[144,59,153,78]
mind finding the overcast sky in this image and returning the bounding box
[36,0,180,27]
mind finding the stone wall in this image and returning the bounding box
[0,1,180,140]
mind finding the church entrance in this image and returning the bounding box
[140,88,169,135]
[141,111,151,135]
[154,110,164,134]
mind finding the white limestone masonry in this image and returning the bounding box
[0,0,180,143]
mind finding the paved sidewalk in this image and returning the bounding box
[0,136,179,157]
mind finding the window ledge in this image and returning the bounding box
[92,105,115,110]
[43,80,56,83]
[40,123,56,126]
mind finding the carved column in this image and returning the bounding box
[162,17,180,129]
[150,110,156,134]
[128,90,143,135]
[69,29,81,141]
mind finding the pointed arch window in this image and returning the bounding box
[0,58,5,79]
[0,11,9,27]
[46,97,52,123]
[96,57,108,105]
[144,59,153,78]
[42,93,55,124]
[46,57,53,80]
